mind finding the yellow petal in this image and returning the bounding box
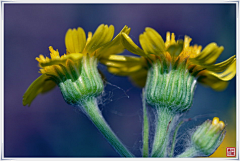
[195,56,236,73]
[121,25,131,35]
[198,75,229,91]
[112,25,131,42]
[198,43,218,58]
[122,33,146,56]
[39,53,83,67]
[85,24,114,54]
[65,29,74,53]
[139,33,154,55]
[107,67,130,76]
[167,40,184,58]
[194,43,224,65]
[129,69,148,87]
[139,27,165,56]
[211,56,236,72]
[101,55,142,62]
[101,55,147,73]
[107,67,123,75]
[101,60,129,68]
[188,64,205,77]
[22,74,56,106]
[212,59,236,81]
[107,64,143,76]
[65,27,86,53]
[197,63,236,91]
[145,28,165,51]
[97,25,131,58]
[115,65,143,73]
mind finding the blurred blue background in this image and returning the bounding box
[4,4,236,157]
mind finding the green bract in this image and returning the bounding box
[56,55,104,105]
[145,59,196,113]
[192,119,226,156]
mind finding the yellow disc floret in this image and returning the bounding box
[218,121,225,130]
[164,32,202,62]
[178,36,202,60]
[165,32,176,48]
[212,117,225,130]
[212,117,220,125]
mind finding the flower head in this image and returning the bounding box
[23,24,131,106]
[104,28,236,91]
[191,117,226,156]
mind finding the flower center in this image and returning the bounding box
[164,32,202,62]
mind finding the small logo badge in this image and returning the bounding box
[226,147,236,157]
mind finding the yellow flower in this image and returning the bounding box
[104,27,236,90]
[23,24,131,106]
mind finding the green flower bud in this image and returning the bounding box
[192,117,226,156]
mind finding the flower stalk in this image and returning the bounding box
[151,107,175,157]
[169,120,184,157]
[142,90,149,157]
[79,97,134,157]
[177,147,197,157]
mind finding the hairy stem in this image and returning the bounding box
[79,97,134,157]
[169,120,184,157]
[142,91,149,157]
[151,107,174,157]
[177,147,197,158]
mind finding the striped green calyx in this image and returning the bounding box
[51,54,104,105]
[145,59,197,113]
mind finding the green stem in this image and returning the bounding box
[79,97,134,157]
[142,92,149,157]
[169,120,184,157]
[177,147,197,158]
[151,107,174,157]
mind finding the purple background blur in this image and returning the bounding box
[4,4,236,157]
